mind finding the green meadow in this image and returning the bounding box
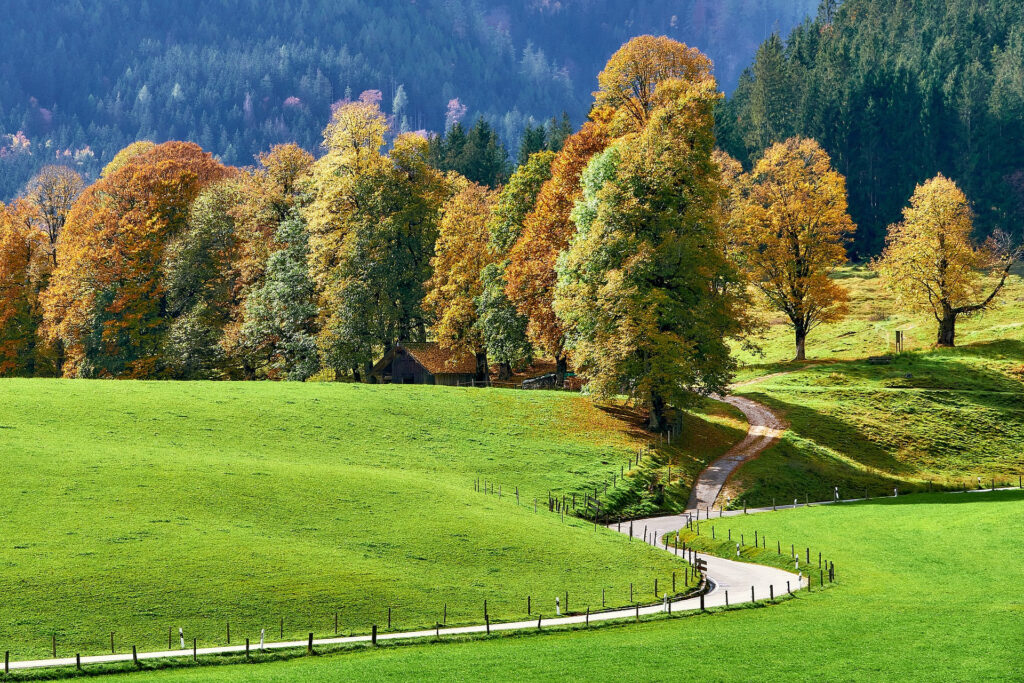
[0,380,701,661]
[112,490,1024,681]
[721,266,1024,506]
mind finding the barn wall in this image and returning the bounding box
[435,373,474,386]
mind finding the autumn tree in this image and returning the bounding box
[242,212,320,381]
[307,102,447,378]
[42,141,232,377]
[505,122,609,382]
[556,78,749,431]
[162,180,243,379]
[594,35,713,134]
[475,151,554,378]
[23,166,84,268]
[102,141,156,177]
[877,175,1022,347]
[731,137,855,361]
[222,144,314,377]
[0,205,44,375]
[424,177,497,380]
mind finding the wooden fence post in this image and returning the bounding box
[372,625,377,645]
[132,645,138,668]
[193,638,197,662]
[307,633,313,654]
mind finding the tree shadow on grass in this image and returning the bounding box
[765,342,1024,413]
[742,393,917,477]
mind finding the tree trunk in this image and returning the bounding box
[474,349,489,383]
[363,360,373,383]
[648,392,667,432]
[555,355,568,387]
[937,311,957,347]
[54,338,66,377]
[794,326,807,362]
[497,361,512,380]
[351,366,361,383]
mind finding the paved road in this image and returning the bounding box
[686,394,786,510]
[9,543,802,672]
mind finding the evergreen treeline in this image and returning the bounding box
[0,0,815,199]
[719,0,1024,255]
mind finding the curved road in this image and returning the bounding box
[686,394,786,511]
[6,393,798,673]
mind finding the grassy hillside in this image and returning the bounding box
[0,380,716,660]
[120,490,1024,681]
[720,265,1024,506]
[734,264,1024,368]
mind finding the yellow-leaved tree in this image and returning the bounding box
[731,137,855,361]
[424,176,497,380]
[594,34,713,135]
[877,175,1022,347]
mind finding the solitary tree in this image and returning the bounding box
[877,175,1022,347]
[731,137,855,361]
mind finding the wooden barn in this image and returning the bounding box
[369,342,478,386]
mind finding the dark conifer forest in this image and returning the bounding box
[719,0,1024,254]
[0,0,815,199]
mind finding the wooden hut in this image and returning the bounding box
[368,342,477,386]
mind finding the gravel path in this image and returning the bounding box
[685,394,787,510]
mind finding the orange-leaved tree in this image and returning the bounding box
[504,121,609,381]
[731,137,855,361]
[0,203,48,375]
[41,141,232,377]
[424,176,497,380]
[877,175,1022,347]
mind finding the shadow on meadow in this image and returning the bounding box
[763,341,1024,402]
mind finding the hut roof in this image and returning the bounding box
[399,342,477,375]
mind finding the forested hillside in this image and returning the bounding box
[0,0,815,199]
[719,0,1024,255]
